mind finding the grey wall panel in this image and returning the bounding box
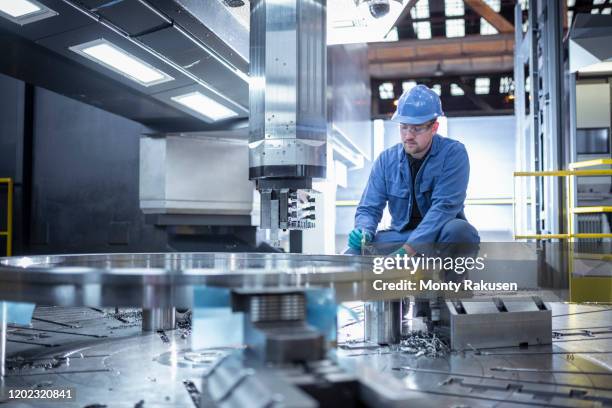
[0,73,25,255]
[30,87,166,253]
[0,73,24,179]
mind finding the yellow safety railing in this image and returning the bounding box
[513,159,612,240]
[513,159,612,302]
[0,178,13,256]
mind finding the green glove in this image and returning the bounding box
[389,246,408,257]
[348,228,372,251]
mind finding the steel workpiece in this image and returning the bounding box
[0,252,399,307]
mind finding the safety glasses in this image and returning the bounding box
[400,120,436,135]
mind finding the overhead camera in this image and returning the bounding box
[367,0,390,18]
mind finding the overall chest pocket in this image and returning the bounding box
[418,176,435,209]
[386,176,410,221]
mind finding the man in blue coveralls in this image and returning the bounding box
[346,85,480,256]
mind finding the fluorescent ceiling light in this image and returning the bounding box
[450,83,464,96]
[603,7,612,14]
[445,0,464,17]
[446,19,465,38]
[171,92,238,121]
[578,61,612,74]
[70,39,173,87]
[0,0,56,24]
[591,8,599,14]
[593,0,605,5]
[0,0,40,17]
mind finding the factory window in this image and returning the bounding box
[411,0,429,19]
[567,10,574,24]
[385,27,399,41]
[484,0,500,12]
[520,0,529,10]
[566,0,576,7]
[379,82,395,99]
[444,0,464,17]
[450,83,464,96]
[593,0,605,5]
[591,8,599,14]
[432,84,442,96]
[499,76,514,94]
[525,77,530,93]
[480,18,498,35]
[413,21,432,39]
[445,19,465,38]
[475,78,490,95]
[603,8,612,14]
[402,81,417,93]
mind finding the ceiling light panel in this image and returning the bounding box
[70,39,173,87]
[171,92,238,122]
[0,0,57,25]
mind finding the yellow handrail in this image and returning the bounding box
[0,178,12,256]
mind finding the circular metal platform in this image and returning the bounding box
[0,253,375,307]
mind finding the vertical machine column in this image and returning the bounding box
[249,0,327,246]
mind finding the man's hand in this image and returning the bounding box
[348,229,372,251]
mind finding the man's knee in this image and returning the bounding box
[438,219,480,243]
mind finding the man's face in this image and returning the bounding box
[400,120,438,156]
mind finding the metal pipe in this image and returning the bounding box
[364,300,402,345]
[142,308,176,332]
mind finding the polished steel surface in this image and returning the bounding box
[364,300,402,345]
[0,304,609,407]
[142,308,177,332]
[249,0,327,171]
[0,253,373,307]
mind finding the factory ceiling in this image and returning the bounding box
[0,0,250,132]
[369,0,612,117]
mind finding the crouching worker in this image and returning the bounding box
[346,85,480,257]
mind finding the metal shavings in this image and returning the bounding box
[158,330,170,344]
[400,330,449,358]
[183,380,201,407]
[177,310,192,339]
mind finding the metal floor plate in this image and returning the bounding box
[0,304,610,407]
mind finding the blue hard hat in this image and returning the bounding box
[391,84,444,125]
